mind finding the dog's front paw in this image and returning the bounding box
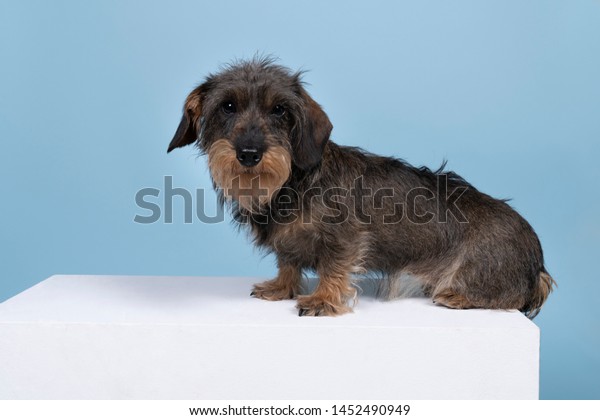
[296,295,352,317]
[251,279,296,301]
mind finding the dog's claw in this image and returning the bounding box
[298,308,306,317]
[250,291,256,297]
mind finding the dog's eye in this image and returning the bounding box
[222,101,236,115]
[271,104,285,117]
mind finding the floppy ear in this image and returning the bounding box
[293,88,333,170]
[167,85,204,153]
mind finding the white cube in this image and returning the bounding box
[0,275,539,399]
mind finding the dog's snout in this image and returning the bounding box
[235,124,265,167]
[237,147,263,167]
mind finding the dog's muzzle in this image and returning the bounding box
[236,147,263,167]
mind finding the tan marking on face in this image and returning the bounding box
[207,139,291,211]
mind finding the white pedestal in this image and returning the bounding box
[0,275,539,399]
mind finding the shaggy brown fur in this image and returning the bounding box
[168,57,555,318]
[207,139,291,211]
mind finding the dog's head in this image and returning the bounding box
[167,58,332,211]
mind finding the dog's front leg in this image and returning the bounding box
[296,262,356,317]
[251,262,301,301]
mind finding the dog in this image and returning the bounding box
[167,57,555,318]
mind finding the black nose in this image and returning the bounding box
[236,148,263,167]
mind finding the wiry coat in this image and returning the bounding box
[168,58,554,317]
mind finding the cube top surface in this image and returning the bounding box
[0,275,540,399]
[0,275,537,331]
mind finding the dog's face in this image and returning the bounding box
[167,59,333,210]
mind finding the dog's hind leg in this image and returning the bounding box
[432,287,476,309]
[430,255,530,312]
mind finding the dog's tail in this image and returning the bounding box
[522,268,556,319]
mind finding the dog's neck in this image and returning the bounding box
[287,141,337,188]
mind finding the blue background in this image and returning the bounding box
[1,0,598,399]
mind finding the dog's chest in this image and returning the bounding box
[258,218,321,266]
